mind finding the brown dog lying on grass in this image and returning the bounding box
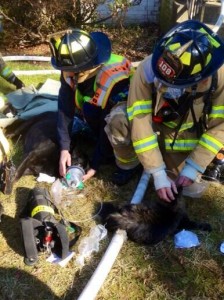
[99,188,212,245]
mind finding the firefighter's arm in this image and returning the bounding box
[57,74,75,176]
[127,60,165,171]
[180,71,224,182]
[128,59,177,201]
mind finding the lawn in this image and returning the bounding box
[0,26,224,300]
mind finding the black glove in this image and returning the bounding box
[13,77,25,89]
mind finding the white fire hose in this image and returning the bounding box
[77,171,151,300]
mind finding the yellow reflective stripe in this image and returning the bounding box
[31,205,54,218]
[206,53,212,66]
[165,139,198,151]
[133,134,158,153]
[191,63,202,75]
[168,43,181,51]
[180,52,191,66]
[127,100,152,121]
[199,133,223,154]
[114,153,138,164]
[163,121,194,131]
[1,66,13,78]
[209,105,224,118]
[55,38,61,50]
[199,28,220,48]
[60,44,69,55]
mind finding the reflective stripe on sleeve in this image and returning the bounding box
[165,139,198,151]
[209,105,224,118]
[127,100,152,121]
[133,134,158,153]
[199,133,223,154]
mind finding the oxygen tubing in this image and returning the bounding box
[77,171,151,300]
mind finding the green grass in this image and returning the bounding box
[6,61,53,71]
[0,60,59,94]
[1,61,224,300]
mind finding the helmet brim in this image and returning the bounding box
[152,20,224,87]
[90,32,111,66]
[51,31,111,73]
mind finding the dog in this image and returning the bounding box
[5,112,89,183]
[99,188,212,245]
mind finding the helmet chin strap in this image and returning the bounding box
[65,73,79,91]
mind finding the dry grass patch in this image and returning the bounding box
[1,169,224,299]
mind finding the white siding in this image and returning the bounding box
[97,0,160,25]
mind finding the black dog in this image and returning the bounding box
[5,112,59,180]
[99,188,212,245]
[5,112,89,182]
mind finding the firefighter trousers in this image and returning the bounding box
[104,102,189,175]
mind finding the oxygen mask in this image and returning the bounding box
[153,78,186,123]
[65,165,85,189]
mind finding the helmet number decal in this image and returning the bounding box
[157,57,176,79]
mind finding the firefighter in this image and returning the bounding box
[0,56,25,89]
[0,14,24,89]
[108,20,224,201]
[49,28,138,182]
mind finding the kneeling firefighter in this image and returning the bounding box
[20,187,81,266]
[106,20,224,201]
[48,28,141,186]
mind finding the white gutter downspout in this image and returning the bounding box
[77,171,151,300]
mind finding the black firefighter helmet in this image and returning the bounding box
[49,28,111,73]
[152,20,224,88]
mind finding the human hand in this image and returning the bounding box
[82,168,96,182]
[59,150,71,177]
[176,175,193,187]
[156,185,177,203]
[153,169,178,202]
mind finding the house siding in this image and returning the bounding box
[97,0,160,25]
